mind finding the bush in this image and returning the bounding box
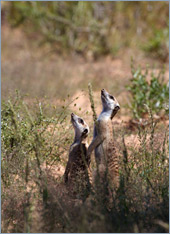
[127,60,169,119]
[1,92,71,182]
[142,27,169,62]
[1,91,74,232]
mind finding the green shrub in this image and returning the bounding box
[1,91,74,232]
[127,61,169,119]
[142,27,169,61]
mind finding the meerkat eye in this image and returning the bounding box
[109,95,115,100]
[78,118,84,125]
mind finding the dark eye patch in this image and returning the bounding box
[109,95,115,100]
[78,118,84,125]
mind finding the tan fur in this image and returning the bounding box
[64,140,90,184]
[91,119,119,188]
[87,89,120,189]
[64,113,91,195]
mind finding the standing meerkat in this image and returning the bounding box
[64,113,91,195]
[87,89,120,189]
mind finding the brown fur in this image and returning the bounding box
[64,140,90,184]
[63,113,91,196]
[96,119,119,188]
[87,89,120,189]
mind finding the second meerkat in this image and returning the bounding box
[87,89,120,188]
[64,113,91,194]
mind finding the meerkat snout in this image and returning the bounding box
[115,105,120,111]
[83,128,88,134]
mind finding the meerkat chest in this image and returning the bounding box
[70,143,89,169]
[95,120,116,167]
[98,119,113,140]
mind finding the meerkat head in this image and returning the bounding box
[101,89,120,119]
[71,113,89,140]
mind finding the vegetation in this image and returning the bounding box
[142,27,169,62]
[2,1,169,232]
[127,60,169,119]
[2,80,169,232]
[2,1,169,60]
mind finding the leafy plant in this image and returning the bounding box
[127,61,169,119]
[1,91,74,232]
[142,27,169,61]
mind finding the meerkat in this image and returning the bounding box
[87,89,120,189]
[64,113,91,196]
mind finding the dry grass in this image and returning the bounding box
[2,24,169,233]
[2,24,168,101]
